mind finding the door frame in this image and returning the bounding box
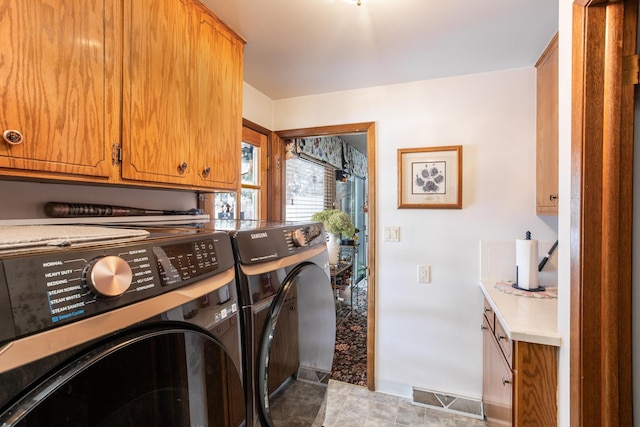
[272,122,377,390]
[570,0,636,425]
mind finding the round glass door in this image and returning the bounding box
[256,262,335,427]
[0,323,245,427]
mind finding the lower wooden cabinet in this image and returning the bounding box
[483,316,513,426]
[482,299,557,426]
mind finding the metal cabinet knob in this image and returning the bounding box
[202,166,211,177]
[178,162,188,173]
[498,334,507,341]
[2,130,23,145]
[484,307,492,314]
[481,325,488,331]
[549,194,558,201]
[502,378,511,386]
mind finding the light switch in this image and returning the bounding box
[383,226,400,242]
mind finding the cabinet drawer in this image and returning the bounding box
[494,319,512,366]
[483,298,495,332]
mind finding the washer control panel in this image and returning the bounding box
[0,231,234,344]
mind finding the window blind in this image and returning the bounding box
[285,156,335,222]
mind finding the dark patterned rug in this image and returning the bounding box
[330,280,367,386]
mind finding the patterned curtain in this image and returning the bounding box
[289,136,367,178]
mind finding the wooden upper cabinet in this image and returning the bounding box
[0,0,116,179]
[192,9,243,190]
[122,0,244,190]
[122,0,196,186]
[535,33,559,215]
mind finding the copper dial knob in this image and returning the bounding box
[84,256,133,298]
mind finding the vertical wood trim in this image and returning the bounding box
[618,1,637,424]
[600,6,623,424]
[570,1,636,425]
[365,123,376,391]
[267,132,285,221]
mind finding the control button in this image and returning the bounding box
[292,228,308,247]
[83,256,133,298]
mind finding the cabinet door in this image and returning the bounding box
[121,0,193,185]
[192,11,243,190]
[535,34,559,215]
[483,317,512,426]
[0,0,115,178]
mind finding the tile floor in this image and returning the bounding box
[323,380,488,427]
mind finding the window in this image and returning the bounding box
[285,156,335,222]
[212,125,267,220]
[240,141,259,219]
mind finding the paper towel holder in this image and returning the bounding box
[514,265,546,292]
[514,231,546,292]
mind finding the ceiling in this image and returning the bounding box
[200,0,558,101]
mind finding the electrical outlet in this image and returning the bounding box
[417,265,431,283]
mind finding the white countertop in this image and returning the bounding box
[479,280,561,347]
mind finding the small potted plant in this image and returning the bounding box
[311,209,355,265]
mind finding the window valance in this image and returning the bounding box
[287,136,367,178]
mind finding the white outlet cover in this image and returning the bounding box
[418,265,431,283]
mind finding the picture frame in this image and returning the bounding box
[397,145,462,209]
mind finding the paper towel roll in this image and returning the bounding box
[516,239,539,290]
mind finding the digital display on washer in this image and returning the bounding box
[154,238,219,286]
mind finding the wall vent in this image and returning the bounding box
[412,386,484,420]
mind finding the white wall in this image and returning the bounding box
[557,2,572,426]
[243,82,274,129]
[245,68,559,400]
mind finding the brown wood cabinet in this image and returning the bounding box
[122,0,243,190]
[0,0,117,180]
[482,298,558,426]
[0,0,244,191]
[535,33,559,215]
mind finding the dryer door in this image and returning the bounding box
[256,261,335,427]
[0,323,245,427]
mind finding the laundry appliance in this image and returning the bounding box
[0,226,245,426]
[220,220,336,427]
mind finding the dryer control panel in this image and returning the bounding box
[0,231,235,345]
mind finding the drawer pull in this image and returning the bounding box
[498,334,507,341]
[2,129,23,145]
[502,378,511,386]
[202,166,211,177]
[481,325,488,331]
[483,307,492,314]
[178,162,188,173]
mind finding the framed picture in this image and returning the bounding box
[397,145,462,209]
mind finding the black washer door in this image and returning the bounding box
[0,323,245,427]
[256,262,335,427]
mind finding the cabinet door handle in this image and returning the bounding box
[483,307,492,314]
[502,378,511,386]
[498,334,507,341]
[481,325,488,331]
[178,162,188,173]
[202,166,211,177]
[549,194,558,201]
[2,130,23,145]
